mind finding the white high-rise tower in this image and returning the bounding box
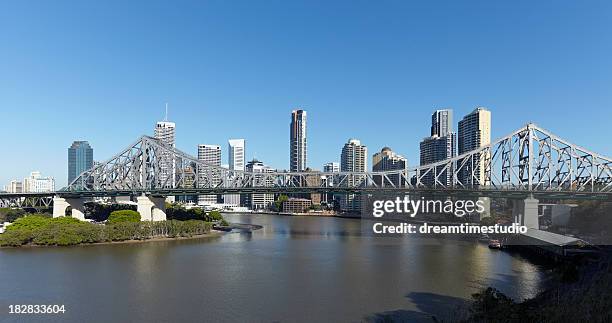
[225,139,245,206]
[155,114,176,188]
[197,144,222,205]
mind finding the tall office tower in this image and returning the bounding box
[372,147,407,186]
[23,171,55,193]
[197,144,222,205]
[340,139,367,213]
[431,109,453,137]
[323,162,340,173]
[155,120,176,188]
[225,139,245,206]
[458,107,491,186]
[243,159,275,210]
[68,141,93,184]
[290,109,307,172]
[3,180,23,193]
[420,109,457,186]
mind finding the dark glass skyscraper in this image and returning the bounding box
[290,109,307,172]
[68,141,93,184]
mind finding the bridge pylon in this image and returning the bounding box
[52,197,85,220]
[136,195,167,221]
[512,196,539,229]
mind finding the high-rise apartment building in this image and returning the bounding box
[340,139,367,213]
[68,141,93,184]
[243,159,274,210]
[323,162,340,173]
[155,120,176,188]
[290,109,307,172]
[225,139,245,206]
[420,109,457,186]
[458,107,491,186]
[23,171,55,193]
[372,147,407,186]
[197,144,222,205]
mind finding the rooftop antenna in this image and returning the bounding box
[164,103,169,121]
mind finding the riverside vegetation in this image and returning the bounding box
[0,206,225,247]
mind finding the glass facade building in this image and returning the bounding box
[68,141,93,184]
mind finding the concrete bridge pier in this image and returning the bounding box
[52,197,85,220]
[136,195,167,221]
[512,196,539,229]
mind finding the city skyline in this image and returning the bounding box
[2,104,611,189]
[2,1,612,187]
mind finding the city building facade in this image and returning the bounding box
[458,107,491,185]
[23,171,55,193]
[225,139,245,206]
[3,180,23,193]
[372,147,407,186]
[155,120,176,188]
[290,109,307,172]
[282,198,312,213]
[68,141,93,184]
[197,144,222,205]
[420,109,457,186]
[243,159,275,210]
[340,139,367,213]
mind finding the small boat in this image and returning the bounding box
[488,239,502,249]
[477,234,490,243]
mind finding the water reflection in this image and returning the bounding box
[0,214,545,323]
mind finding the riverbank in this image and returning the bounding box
[0,215,215,247]
[461,249,611,322]
[0,230,227,249]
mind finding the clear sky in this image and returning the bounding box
[1,0,611,188]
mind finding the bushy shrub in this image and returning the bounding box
[0,229,35,246]
[0,214,213,247]
[5,214,52,232]
[206,210,223,222]
[107,210,141,224]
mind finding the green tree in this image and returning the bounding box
[273,195,289,211]
[107,210,141,224]
[206,210,223,222]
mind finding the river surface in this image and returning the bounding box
[0,214,547,322]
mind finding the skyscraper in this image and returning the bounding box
[290,109,307,172]
[420,109,457,186]
[197,144,222,205]
[228,139,245,171]
[340,139,367,213]
[431,109,453,137]
[458,107,491,186]
[225,139,245,206]
[68,141,93,184]
[155,120,176,188]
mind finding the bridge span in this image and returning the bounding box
[1,123,611,227]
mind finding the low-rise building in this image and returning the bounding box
[282,198,312,214]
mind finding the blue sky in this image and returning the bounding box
[1,0,611,187]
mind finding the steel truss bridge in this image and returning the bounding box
[1,123,611,209]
